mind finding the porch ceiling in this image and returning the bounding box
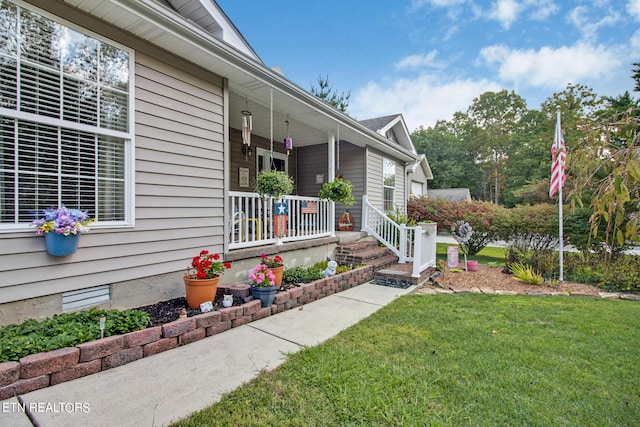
[61,0,417,160]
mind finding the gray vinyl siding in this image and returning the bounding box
[296,144,327,197]
[0,3,225,304]
[296,142,365,230]
[365,148,406,214]
[366,149,384,210]
[229,128,297,192]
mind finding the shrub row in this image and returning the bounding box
[408,197,603,253]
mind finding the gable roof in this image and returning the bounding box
[359,114,416,154]
[161,0,261,61]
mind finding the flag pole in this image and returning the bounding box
[557,108,564,282]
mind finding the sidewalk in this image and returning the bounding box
[2,283,415,427]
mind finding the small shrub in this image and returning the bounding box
[0,308,151,362]
[282,266,323,285]
[509,262,544,286]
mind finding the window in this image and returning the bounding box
[0,0,133,229]
[383,157,395,212]
[256,147,287,174]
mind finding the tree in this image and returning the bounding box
[632,61,640,92]
[570,108,640,266]
[466,90,528,204]
[310,75,350,113]
[411,121,481,196]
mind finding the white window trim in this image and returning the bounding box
[0,0,136,233]
[383,157,396,212]
[256,147,288,173]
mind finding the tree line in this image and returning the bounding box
[412,64,640,209]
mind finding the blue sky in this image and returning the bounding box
[217,0,640,131]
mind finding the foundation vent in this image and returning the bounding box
[62,285,111,311]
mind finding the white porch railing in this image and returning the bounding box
[361,195,436,278]
[228,192,333,250]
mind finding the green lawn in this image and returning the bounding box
[437,243,507,265]
[172,294,640,426]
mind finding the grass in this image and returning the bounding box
[171,294,640,426]
[437,243,507,265]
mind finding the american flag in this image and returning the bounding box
[301,201,317,214]
[549,112,566,198]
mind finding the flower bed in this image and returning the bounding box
[0,266,374,400]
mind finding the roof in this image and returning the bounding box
[63,0,420,162]
[427,188,472,202]
[359,114,416,154]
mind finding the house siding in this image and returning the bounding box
[296,142,364,229]
[228,128,297,192]
[365,148,406,213]
[0,2,226,310]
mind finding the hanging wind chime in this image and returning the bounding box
[284,115,293,156]
[241,101,252,159]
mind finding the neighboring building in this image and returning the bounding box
[427,188,472,202]
[0,0,432,324]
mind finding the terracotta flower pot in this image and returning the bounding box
[270,265,284,288]
[183,275,220,309]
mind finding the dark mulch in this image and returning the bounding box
[135,283,301,326]
[135,295,240,326]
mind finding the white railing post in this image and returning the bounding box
[398,223,407,264]
[412,225,423,278]
[329,201,335,237]
[361,195,368,232]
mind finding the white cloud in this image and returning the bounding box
[567,6,621,42]
[350,74,502,130]
[488,0,522,29]
[628,0,640,20]
[394,51,444,70]
[526,0,559,20]
[479,43,623,89]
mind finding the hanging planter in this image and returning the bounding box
[44,232,80,256]
[255,170,294,201]
[31,205,94,257]
[319,178,355,206]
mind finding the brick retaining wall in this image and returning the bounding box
[0,266,375,400]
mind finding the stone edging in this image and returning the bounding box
[419,284,640,300]
[0,266,375,400]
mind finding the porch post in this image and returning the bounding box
[328,133,336,237]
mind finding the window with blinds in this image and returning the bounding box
[0,0,132,226]
[383,157,396,212]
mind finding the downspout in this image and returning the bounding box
[328,133,336,237]
[223,78,230,254]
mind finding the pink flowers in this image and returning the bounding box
[249,264,276,287]
[187,249,231,280]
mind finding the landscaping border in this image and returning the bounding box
[0,266,374,400]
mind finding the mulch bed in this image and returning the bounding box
[135,283,301,326]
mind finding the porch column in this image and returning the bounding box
[328,133,336,237]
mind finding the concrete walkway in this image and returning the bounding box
[2,283,415,427]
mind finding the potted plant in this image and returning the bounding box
[248,264,278,307]
[183,250,231,309]
[31,205,94,256]
[319,177,355,206]
[260,253,284,288]
[255,170,294,200]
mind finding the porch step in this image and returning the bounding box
[335,240,396,267]
[372,264,436,289]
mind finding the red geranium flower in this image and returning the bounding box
[186,249,231,280]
